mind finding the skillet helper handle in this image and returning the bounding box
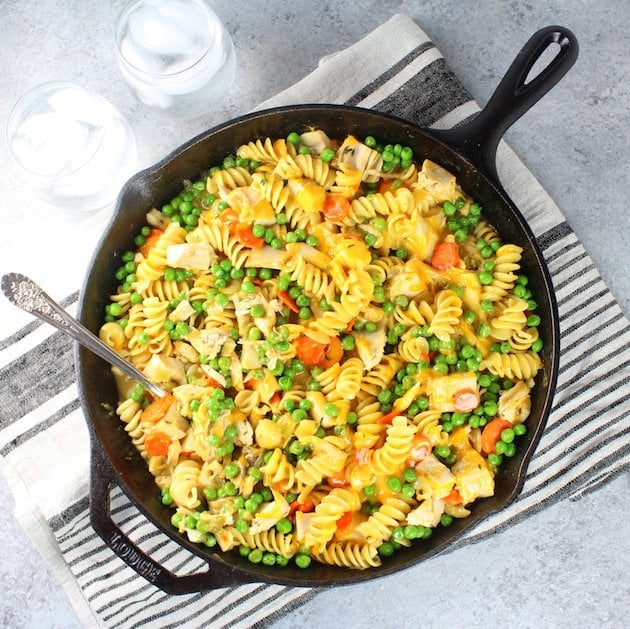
[431,25,578,179]
[89,444,246,594]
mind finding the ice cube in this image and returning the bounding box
[128,1,211,58]
[12,111,91,177]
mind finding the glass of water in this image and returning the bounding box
[6,82,137,212]
[115,0,236,118]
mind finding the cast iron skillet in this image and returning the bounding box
[77,26,577,593]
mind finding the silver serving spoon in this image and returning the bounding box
[1,272,168,399]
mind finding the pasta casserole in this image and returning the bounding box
[99,128,544,570]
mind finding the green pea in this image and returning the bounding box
[295,294,311,308]
[531,338,543,353]
[443,201,457,217]
[287,131,301,145]
[235,519,249,534]
[295,554,311,569]
[298,307,312,320]
[260,552,276,566]
[275,518,293,535]
[171,512,184,528]
[341,335,355,350]
[364,233,378,248]
[403,468,417,483]
[248,548,264,564]
[527,314,541,327]
[483,400,498,417]
[488,453,502,467]
[364,484,377,497]
[320,147,335,162]
[250,304,266,318]
[440,513,453,527]
[278,375,293,391]
[324,403,339,417]
[251,224,266,238]
[494,440,507,455]
[514,423,527,436]
[203,534,217,547]
[504,442,517,457]
[478,270,493,285]
[275,554,289,567]
[387,476,402,492]
[378,541,395,557]
[371,217,387,232]
[501,428,515,443]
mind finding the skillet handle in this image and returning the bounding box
[89,443,247,594]
[431,25,578,180]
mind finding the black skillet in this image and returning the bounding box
[76,26,577,593]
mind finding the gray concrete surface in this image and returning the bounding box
[1,1,628,627]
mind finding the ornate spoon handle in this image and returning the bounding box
[2,273,167,399]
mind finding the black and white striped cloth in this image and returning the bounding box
[1,14,628,628]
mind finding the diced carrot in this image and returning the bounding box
[318,336,344,369]
[234,224,264,248]
[407,433,431,466]
[140,393,176,424]
[269,391,282,406]
[431,241,461,271]
[481,418,513,455]
[139,228,163,257]
[322,195,351,221]
[377,409,403,425]
[145,432,172,456]
[279,290,300,314]
[443,488,463,505]
[453,388,481,412]
[344,319,355,333]
[326,468,348,488]
[294,335,327,365]
[289,498,315,515]
[336,511,353,531]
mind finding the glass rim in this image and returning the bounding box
[114,0,222,80]
[6,81,109,179]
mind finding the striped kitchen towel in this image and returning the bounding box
[0,13,628,629]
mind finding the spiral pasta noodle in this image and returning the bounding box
[482,244,523,302]
[303,488,362,551]
[313,541,381,569]
[480,351,543,380]
[428,289,463,342]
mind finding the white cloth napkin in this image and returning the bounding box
[0,14,628,628]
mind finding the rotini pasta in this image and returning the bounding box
[101,128,546,571]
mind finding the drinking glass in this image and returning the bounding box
[115,0,236,118]
[6,82,137,212]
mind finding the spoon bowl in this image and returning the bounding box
[1,272,167,399]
